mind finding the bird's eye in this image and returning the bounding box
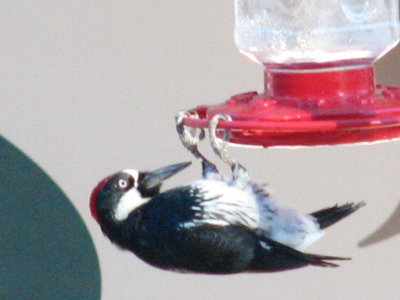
[118,179,129,189]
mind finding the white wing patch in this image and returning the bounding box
[259,241,272,251]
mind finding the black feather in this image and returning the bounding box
[310,202,365,229]
[249,237,349,272]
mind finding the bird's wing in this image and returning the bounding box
[164,223,349,273]
[164,224,258,274]
[249,236,350,272]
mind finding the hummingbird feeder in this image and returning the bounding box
[181,0,400,147]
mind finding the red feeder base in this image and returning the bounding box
[182,65,400,147]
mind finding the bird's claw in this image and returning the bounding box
[175,111,205,152]
[209,114,234,166]
[175,111,220,179]
[208,114,250,187]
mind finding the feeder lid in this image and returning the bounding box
[181,66,400,147]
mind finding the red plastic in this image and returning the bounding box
[182,65,400,147]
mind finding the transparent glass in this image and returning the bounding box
[235,0,400,69]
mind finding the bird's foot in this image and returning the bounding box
[176,111,221,179]
[208,114,250,187]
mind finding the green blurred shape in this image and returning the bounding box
[0,137,101,299]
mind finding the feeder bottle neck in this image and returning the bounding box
[263,65,376,107]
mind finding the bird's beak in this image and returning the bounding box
[139,161,191,190]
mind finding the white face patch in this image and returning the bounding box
[114,188,149,221]
[113,169,147,222]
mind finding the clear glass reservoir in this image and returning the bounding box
[235,0,400,69]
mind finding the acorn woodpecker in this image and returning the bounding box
[90,160,364,274]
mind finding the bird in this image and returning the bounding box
[90,159,364,274]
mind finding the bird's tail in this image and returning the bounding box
[310,202,365,230]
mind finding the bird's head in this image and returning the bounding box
[90,161,191,224]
